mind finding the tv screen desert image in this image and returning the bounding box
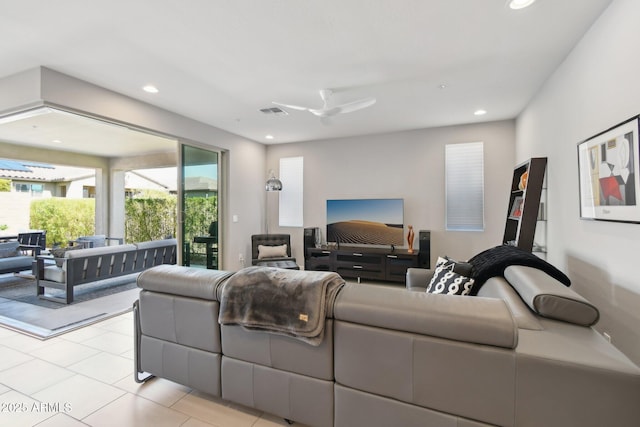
[326,199,404,246]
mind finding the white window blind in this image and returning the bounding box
[279,156,304,227]
[445,142,484,231]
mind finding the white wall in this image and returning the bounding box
[517,0,640,364]
[0,192,31,233]
[267,120,516,267]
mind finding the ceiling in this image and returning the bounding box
[0,108,177,157]
[0,0,613,151]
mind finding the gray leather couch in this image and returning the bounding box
[134,264,640,427]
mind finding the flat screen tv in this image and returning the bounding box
[326,198,404,247]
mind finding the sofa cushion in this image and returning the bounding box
[134,238,177,250]
[64,244,137,258]
[504,265,599,326]
[0,241,20,258]
[0,255,34,272]
[426,257,475,296]
[43,265,66,283]
[258,244,287,259]
[335,283,518,349]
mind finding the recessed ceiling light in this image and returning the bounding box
[474,109,487,116]
[265,135,274,140]
[143,85,159,94]
[508,0,536,10]
[52,139,62,144]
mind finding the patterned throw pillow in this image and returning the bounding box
[426,257,475,296]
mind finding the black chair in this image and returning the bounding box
[251,234,299,270]
[17,230,46,255]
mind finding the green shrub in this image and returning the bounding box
[0,179,10,192]
[124,194,217,251]
[30,198,96,245]
[125,197,177,243]
[183,196,218,245]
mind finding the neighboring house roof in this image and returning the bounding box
[0,158,94,182]
[132,167,178,192]
[185,176,217,192]
[0,158,177,192]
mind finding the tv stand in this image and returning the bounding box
[305,246,419,284]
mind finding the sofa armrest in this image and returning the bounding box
[504,265,599,326]
[406,267,434,292]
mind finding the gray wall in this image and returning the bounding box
[516,0,640,364]
[266,120,516,267]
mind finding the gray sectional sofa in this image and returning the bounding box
[134,264,640,427]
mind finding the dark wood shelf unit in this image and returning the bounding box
[503,157,547,252]
[305,247,419,284]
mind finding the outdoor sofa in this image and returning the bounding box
[35,238,176,304]
[133,258,640,427]
[0,231,46,275]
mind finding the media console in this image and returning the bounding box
[305,246,419,284]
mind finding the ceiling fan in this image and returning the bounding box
[273,89,376,119]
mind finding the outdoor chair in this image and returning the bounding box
[17,231,46,253]
[69,234,124,248]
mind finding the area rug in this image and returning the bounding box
[0,272,140,339]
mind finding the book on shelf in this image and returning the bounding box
[509,196,524,219]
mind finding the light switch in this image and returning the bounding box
[232,215,239,223]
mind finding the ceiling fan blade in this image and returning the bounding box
[309,106,341,117]
[272,101,310,112]
[333,97,376,114]
[273,92,375,119]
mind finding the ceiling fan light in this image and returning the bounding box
[143,85,159,94]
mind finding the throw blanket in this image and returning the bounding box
[468,245,571,295]
[219,266,345,346]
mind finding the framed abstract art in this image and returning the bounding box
[577,115,640,223]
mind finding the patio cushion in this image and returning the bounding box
[0,241,21,258]
[134,238,177,250]
[43,265,66,283]
[0,255,34,272]
[64,244,137,259]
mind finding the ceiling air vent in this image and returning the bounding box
[259,107,289,116]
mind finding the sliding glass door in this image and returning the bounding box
[180,145,220,269]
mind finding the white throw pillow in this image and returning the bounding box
[258,244,288,259]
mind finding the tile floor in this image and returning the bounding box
[0,311,303,427]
